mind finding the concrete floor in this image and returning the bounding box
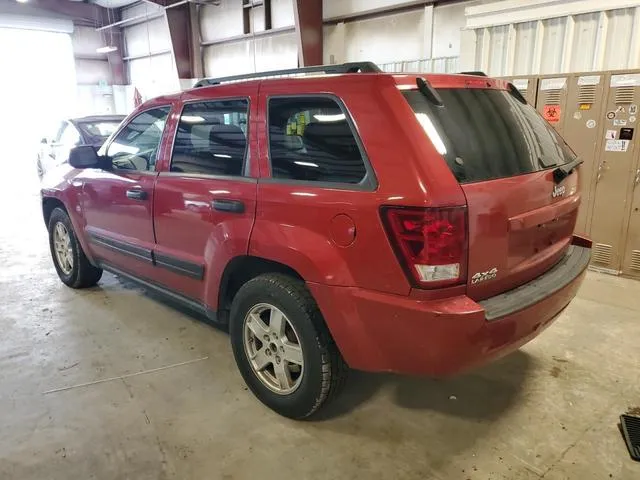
[2,159,640,480]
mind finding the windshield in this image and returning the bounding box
[403,88,576,183]
[77,121,122,141]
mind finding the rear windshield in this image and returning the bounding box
[402,88,576,183]
[77,121,122,142]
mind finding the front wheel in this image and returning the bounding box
[48,207,103,288]
[229,274,348,419]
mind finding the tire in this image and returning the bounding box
[229,273,348,419]
[48,207,103,288]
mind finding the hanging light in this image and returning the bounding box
[96,6,118,54]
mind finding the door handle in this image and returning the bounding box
[126,189,148,201]
[634,169,640,189]
[211,199,245,213]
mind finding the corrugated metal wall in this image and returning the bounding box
[122,3,178,99]
[464,3,640,76]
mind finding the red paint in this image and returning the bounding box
[41,71,589,376]
[329,214,356,247]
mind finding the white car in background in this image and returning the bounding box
[37,115,125,179]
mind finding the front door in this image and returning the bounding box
[81,106,172,276]
[151,85,259,308]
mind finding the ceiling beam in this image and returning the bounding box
[293,0,323,66]
[165,2,202,79]
[27,0,112,26]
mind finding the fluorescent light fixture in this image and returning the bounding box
[294,161,319,168]
[214,153,231,159]
[313,113,345,122]
[96,46,118,54]
[180,115,206,123]
[16,0,29,3]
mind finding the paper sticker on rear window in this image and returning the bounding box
[605,139,629,152]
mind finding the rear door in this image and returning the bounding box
[402,80,580,300]
[152,85,258,307]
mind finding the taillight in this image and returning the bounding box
[381,206,468,289]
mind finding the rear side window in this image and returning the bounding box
[268,96,367,184]
[402,88,576,183]
[171,99,248,176]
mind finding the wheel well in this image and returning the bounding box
[42,198,66,227]
[218,256,303,321]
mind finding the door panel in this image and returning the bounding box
[153,175,258,303]
[622,168,640,278]
[563,73,608,235]
[82,171,157,273]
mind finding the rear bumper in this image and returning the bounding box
[309,238,591,377]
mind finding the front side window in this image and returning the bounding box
[107,107,170,171]
[170,99,249,176]
[60,125,81,147]
[268,96,367,184]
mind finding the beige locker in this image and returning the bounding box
[509,76,539,105]
[536,76,570,134]
[563,73,609,235]
[589,72,640,273]
[622,169,640,278]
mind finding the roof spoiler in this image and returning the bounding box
[459,71,488,77]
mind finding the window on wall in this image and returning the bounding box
[170,99,249,176]
[107,107,170,171]
[267,97,367,184]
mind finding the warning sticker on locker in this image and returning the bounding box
[611,74,640,87]
[512,79,528,91]
[543,105,561,123]
[578,75,601,86]
[605,139,630,152]
[540,77,567,91]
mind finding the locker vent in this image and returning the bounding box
[592,243,613,265]
[544,89,561,105]
[631,250,640,271]
[615,86,635,104]
[578,85,597,104]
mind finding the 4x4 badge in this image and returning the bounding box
[552,184,566,198]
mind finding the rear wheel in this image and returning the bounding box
[48,207,102,288]
[229,273,347,419]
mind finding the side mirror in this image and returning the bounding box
[69,145,101,169]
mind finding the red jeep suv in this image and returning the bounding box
[41,62,591,419]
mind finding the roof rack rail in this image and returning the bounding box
[194,62,382,87]
[459,71,488,77]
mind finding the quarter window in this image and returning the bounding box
[107,106,170,171]
[268,97,367,184]
[170,99,249,176]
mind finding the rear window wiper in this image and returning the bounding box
[553,157,583,183]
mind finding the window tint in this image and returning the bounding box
[268,97,367,184]
[170,99,248,176]
[402,89,575,183]
[107,107,170,171]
